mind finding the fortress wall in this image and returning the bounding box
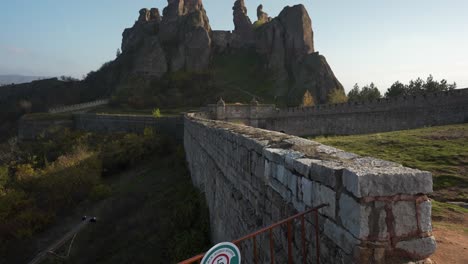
[214,89,468,136]
[184,112,435,263]
[74,114,184,140]
[18,118,74,141]
[19,114,184,141]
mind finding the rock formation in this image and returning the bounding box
[231,0,254,47]
[256,4,270,24]
[255,4,341,103]
[118,0,344,105]
[122,0,212,76]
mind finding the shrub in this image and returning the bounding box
[0,166,8,193]
[14,164,36,182]
[253,20,266,29]
[101,133,161,176]
[26,154,101,211]
[0,189,51,240]
[152,108,161,118]
[144,127,154,137]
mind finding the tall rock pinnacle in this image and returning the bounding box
[233,0,252,32]
[232,0,254,46]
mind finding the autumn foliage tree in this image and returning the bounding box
[328,89,348,104]
[301,90,315,107]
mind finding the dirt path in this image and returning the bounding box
[431,223,468,264]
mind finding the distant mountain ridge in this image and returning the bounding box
[0,75,50,85]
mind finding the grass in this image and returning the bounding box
[432,200,468,217]
[313,124,468,228]
[312,124,468,202]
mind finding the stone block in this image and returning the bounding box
[323,219,359,254]
[334,150,359,160]
[309,159,342,188]
[339,194,388,240]
[301,178,313,207]
[284,137,318,148]
[418,200,432,233]
[263,148,289,164]
[292,197,305,212]
[339,193,361,236]
[393,201,418,237]
[284,150,306,170]
[276,164,286,184]
[285,170,298,196]
[251,152,265,179]
[270,178,291,203]
[311,181,336,219]
[290,158,311,177]
[263,159,275,182]
[343,158,433,197]
[395,236,437,259]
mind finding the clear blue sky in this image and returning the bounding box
[1,0,467,92]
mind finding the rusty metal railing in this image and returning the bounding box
[179,204,328,264]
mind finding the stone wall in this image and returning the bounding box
[212,88,468,136]
[19,114,184,141]
[18,118,74,141]
[184,112,435,263]
[74,114,183,140]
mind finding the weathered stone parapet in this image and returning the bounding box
[184,112,436,263]
[207,88,468,137]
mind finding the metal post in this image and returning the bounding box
[270,229,274,264]
[253,237,258,264]
[315,210,320,264]
[287,221,293,264]
[301,215,306,264]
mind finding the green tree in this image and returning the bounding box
[347,83,361,102]
[360,83,382,101]
[424,75,456,93]
[348,83,381,102]
[384,75,457,98]
[385,81,407,98]
[407,77,425,95]
[301,90,315,107]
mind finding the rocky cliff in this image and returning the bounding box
[119,0,344,105]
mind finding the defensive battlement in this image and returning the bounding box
[209,88,468,136]
[278,88,468,116]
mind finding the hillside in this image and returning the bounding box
[0,130,210,263]
[0,75,48,86]
[40,155,210,264]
